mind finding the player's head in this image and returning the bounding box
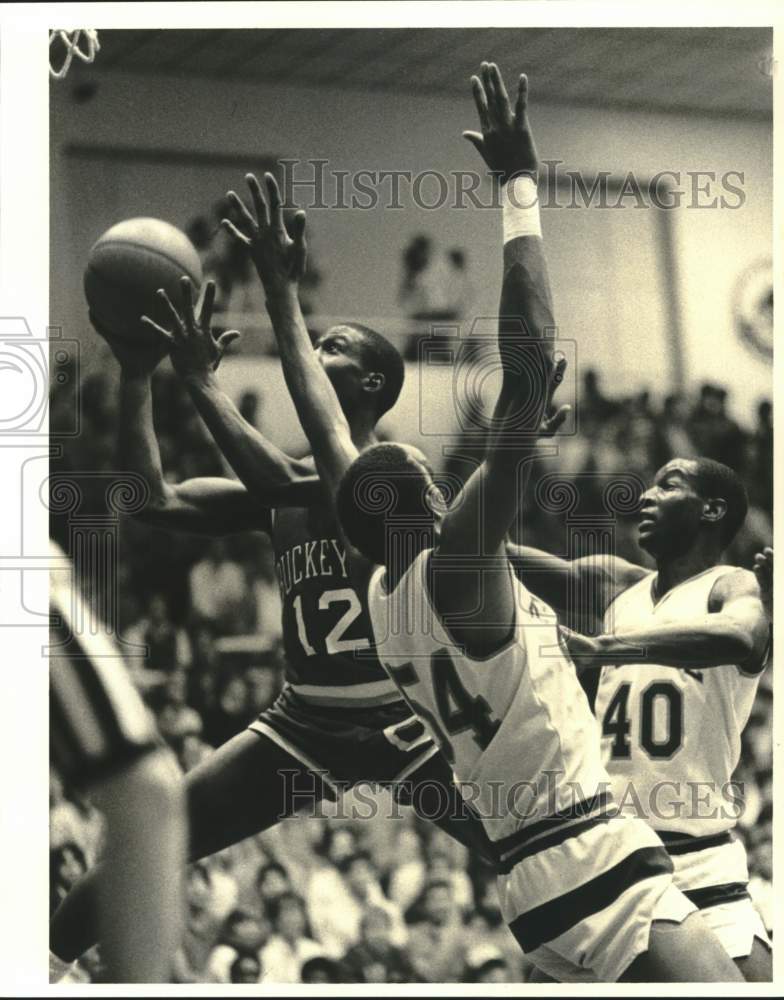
[336,442,443,568]
[314,323,404,422]
[638,457,748,558]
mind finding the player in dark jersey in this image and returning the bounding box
[50,231,490,971]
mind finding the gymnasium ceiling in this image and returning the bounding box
[88,27,772,121]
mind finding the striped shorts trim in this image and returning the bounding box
[509,844,673,952]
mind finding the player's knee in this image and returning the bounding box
[95,746,183,818]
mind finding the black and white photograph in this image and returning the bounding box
[0,2,779,990]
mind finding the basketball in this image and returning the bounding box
[84,218,203,346]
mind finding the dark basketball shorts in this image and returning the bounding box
[248,684,438,797]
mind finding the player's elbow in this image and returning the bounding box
[722,621,756,662]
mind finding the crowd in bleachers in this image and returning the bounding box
[49,360,773,983]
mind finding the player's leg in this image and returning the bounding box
[622,912,744,982]
[734,937,773,982]
[51,729,325,963]
[88,746,185,982]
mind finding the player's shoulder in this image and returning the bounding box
[708,565,759,605]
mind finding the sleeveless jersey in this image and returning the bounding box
[367,549,610,846]
[594,565,766,836]
[270,504,398,708]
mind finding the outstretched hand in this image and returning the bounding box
[463,61,539,183]
[141,277,241,380]
[222,172,307,296]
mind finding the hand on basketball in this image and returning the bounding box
[90,311,169,376]
[140,277,241,380]
[753,546,773,615]
[463,62,539,183]
[222,172,307,295]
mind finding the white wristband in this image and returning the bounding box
[502,175,542,242]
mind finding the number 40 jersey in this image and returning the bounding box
[595,565,768,837]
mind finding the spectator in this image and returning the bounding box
[405,879,469,982]
[342,906,415,983]
[308,849,406,958]
[205,908,269,983]
[300,956,343,984]
[256,861,292,911]
[124,593,192,674]
[50,842,88,915]
[189,539,247,634]
[260,892,323,983]
[230,951,262,984]
[463,943,511,983]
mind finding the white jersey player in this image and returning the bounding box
[252,60,744,982]
[511,460,772,980]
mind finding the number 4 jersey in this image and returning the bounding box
[595,565,768,837]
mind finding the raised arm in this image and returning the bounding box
[222,172,358,502]
[439,64,568,560]
[143,277,318,499]
[96,317,319,537]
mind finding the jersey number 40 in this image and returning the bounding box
[602,681,684,761]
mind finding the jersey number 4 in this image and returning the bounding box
[602,681,684,760]
[389,650,501,765]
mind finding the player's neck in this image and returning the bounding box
[654,543,722,597]
[345,409,379,449]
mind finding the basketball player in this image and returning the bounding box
[51,139,491,979]
[237,61,743,982]
[508,459,772,980]
[49,541,185,982]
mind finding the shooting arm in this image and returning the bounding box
[119,370,319,536]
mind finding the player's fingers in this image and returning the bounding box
[291,210,308,278]
[198,279,216,331]
[547,404,571,434]
[462,131,485,155]
[470,75,491,131]
[489,62,510,117]
[481,62,498,125]
[514,73,529,129]
[227,190,257,233]
[221,218,251,246]
[140,315,176,345]
[217,329,241,352]
[179,276,197,333]
[246,173,270,228]
[264,173,285,232]
[156,288,185,338]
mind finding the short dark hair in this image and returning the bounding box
[336,443,436,566]
[256,860,288,888]
[349,324,405,418]
[691,457,748,544]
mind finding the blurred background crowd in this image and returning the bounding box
[49,355,773,984]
